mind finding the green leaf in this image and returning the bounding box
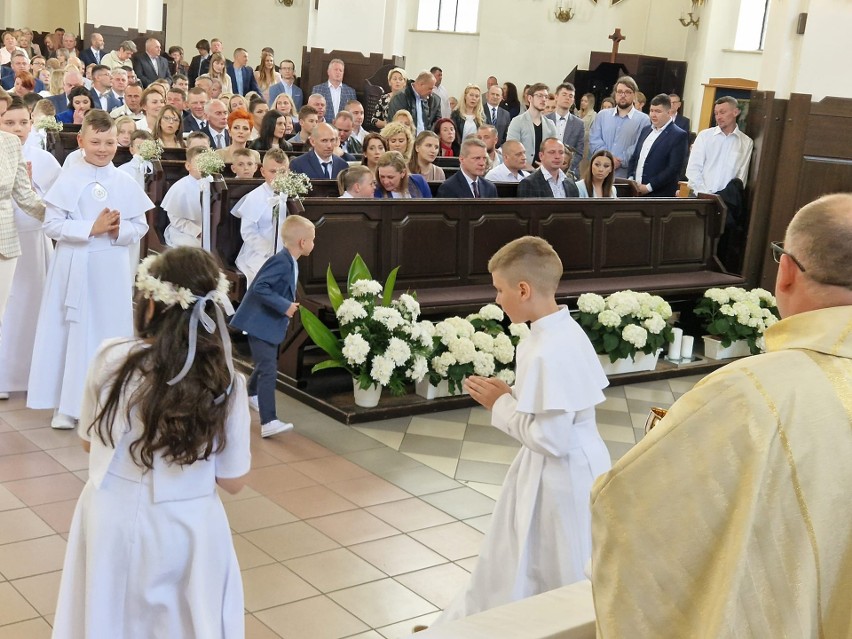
[311,359,349,373]
[602,332,620,353]
[327,264,343,312]
[299,307,344,361]
[382,266,400,307]
[347,254,372,295]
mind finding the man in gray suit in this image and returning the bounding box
[546,83,584,177]
[483,85,510,146]
[518,137,580,198]
[506,82,557,169]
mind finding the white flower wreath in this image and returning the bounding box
[135,255,230,310]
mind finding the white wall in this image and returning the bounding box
[789,0,851,99]
[2,0,80,36]
[309,0,389,55]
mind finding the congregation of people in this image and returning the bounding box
[2,24,846,639]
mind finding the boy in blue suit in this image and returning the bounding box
[230,215,316,437]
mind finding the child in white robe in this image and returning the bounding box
[162,145,207,248]
[27,110,152,430]
[52,248,250,639]
[432,236,612,626]
[0,97,61,395]
[233,148,289,287]
[117,129,155,189]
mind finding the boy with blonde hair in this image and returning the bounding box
[230,147,259,179]
[434,235,611,624]
[161,145,208,247]
[230,215,315,437]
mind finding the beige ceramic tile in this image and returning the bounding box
[623,386,675,404]
[3,472,85,507]
[394,562,470,609]
[284,547,385,592]
[376,610,442,638]
[231,535,276,570]
[365,498,454,533]
[0,432,40,456]
[0,582,39,626]
[250,449,287,469]
[599,396,629,412]
[326,475,411,508]
[329,578,437,629]
[244,613,281,639]
[19,428,78,451]
[289,456,373,484]
[9,570,62,616]
[466,408,492,426]
[254,595,368,639]
[224,496,298,533]
[243,464,317,496]
[352,427,404,451]
[0,617,53,638]
[260,433,336,463]
[0,484,25,512]
[243,521,339,562]
[0,452,67,482]
[462,481,503,500]
[43,445,90,472]
[0,509,54,545]
[408,522,483,561]
[401,453,457,478]
[217,484,262,503]
[459,441,519,465]
[406,417,467,441]
[596,423,637,445]
[267,484,358,520]
[0,409,52,431]
[307,509,399,546]
[241,563,319,612]
[0,535,67,580]
[421,487,495,520]
[344,632,384,639]
[349,535,446,576]
[30,500,78,535]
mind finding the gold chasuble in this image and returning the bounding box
[590,305,852,638]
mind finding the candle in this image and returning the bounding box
[680,335,694,360]
[667,327,683,360]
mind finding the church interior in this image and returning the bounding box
[0,0,850,637]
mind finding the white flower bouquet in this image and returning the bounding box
[574,290,674,363]
[33,116,63,132]
[195,149,225,177]
[271,170,312,201]
[694,287,779,354]
[137,139,163,162]
[299,255,432,395]
[425,304,529,395]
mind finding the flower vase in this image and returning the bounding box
[286,197,305,216]
[416,378,450,399]
[702,336,752,360]
[353,378,382,408]
[597,349,661,375]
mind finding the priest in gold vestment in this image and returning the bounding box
[590,193,852,638]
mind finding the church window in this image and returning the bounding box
[734,0,771,50]
[417,0,480,33]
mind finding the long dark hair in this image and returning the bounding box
[90,248,233,470]
[66,85,91,112]
[582,149,616,198]
[256,109,283,148]
[502,82,520,111]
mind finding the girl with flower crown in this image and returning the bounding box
[52,247,251,639]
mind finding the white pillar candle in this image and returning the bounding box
[667,327,683,360]
[680,335,695,360]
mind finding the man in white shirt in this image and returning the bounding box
[431,66,451,118]
[686,96,754,194]
[203,99,230,149]
[486,140,529,183]
[345,99,367,143]
[477,124,503,171]
[518,137,579,197]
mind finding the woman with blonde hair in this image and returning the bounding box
[152,105,186,149]
[227,94,247,113]
[374,151,431,199]
[451,84,485,146]
[380,121,413,160]
[371,67,407,130]
[47,68,65,96]
[271,92,298,126]
[391,109,415,138]
[254,51,282,103]
[408,131,445,182]
[208,53,232,94]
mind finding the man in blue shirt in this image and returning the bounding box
[589,76,650,178]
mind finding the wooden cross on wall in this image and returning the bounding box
[608,28,626,63]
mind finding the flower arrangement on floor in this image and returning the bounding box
[694,287,779,354]
[195,149,225,177]
[299,255,433,396]
[426,304,530,395]
[574,290,674,363]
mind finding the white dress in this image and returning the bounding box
[27,161,151,418]
[233,182,286,287]
[434,307,611,624]
[162,174,204,248]
[0,145,60,392]
[52,338,251,639]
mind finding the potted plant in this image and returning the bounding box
[419,304,529,398]
[299,255,432,407]
[574,290,674,375]
[694,287,779,359]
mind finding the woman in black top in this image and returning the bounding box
[250,110,294,152]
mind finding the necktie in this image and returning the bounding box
[472,179,480,198]
[322,162,331,179]
[216,133,224,148]
[94,50,100,63]
[491,107,497,123]
[118,96,124,105]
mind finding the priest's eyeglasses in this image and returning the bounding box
[770,241,807,272]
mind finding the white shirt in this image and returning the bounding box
[327,81,342,117]
[554,110,571,140]
[686,126,754,194]
[634,118,672,190]
[543,168,568,198]
[461,169,482,196]
[433,83,451,118]
[486,164,527,183]
[95,89,111,112]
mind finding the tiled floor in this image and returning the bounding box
[0,374,703,638]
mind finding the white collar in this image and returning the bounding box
[612,106,638,119]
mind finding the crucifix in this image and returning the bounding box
[608,28,626,63]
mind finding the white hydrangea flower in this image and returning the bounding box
[726,287,748,302]
[431,352,457,377]
[370,354,394,386]
[598,309,622,328]
[478,304,504,321]
[495,369,515,385]
[750,288,777,306]
[448,337,476,364]
[465,313,481,322]
[445,316,475,339]
[705,288,729,305]
[472,331,495,353]
[407,355,429,381]
[372,307,405,330]
[508,323,530,339]
[337,298,367,324]
[385,337,411,366]
[350,279,383,297]
[434,321,457,345]
[577,293,606,314]
[395,293,420,319]
[472,351,496,377]
[342,333,370,365]
[643,313,666,335]
[719,304,735,317]
[756,336,766,352]
[492,333,515,364]
[622,324,648,348]
[650,295,672,318]
[763,313,779,329]
[607,291,641,317]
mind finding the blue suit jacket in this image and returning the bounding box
[47,93,68,113]
[627,122,688,197]
[289,151,348,180]
[227,65,260,96]
[310,82,357,122]
[436,171,497,198]
[89,87,122,113]
[79,48,104,67]
[268,82,304,110]
[230,249,297,345]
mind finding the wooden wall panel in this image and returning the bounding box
[600,211,653,270]
[466,213,531,278]
[310,213,382,286]
[391,214,460,280]
[658,210,708,265]
[538,212,595,274]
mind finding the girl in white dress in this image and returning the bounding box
[52,247,251,639]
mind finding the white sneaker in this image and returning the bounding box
[0,392,9,400]
[51,411,77,430]
[261,419,293,438]
[248,395,259,412]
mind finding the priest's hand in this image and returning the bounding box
[465,375,511,410]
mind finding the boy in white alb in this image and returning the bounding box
[28,110,152,430]
[233,148,289,287]
[162,145,206,248]
[0,97,61,396]
[117,129,155,189]
[431,236,612,626]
